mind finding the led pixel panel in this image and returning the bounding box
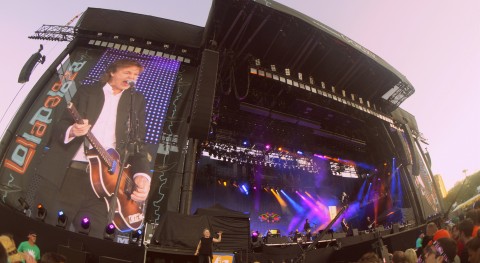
[82,48,180,144]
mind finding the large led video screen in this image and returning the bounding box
[0,46,180,238]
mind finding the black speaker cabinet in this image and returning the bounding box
[57,245,89,263]
[188,49,219,140]
[99,256,133,263]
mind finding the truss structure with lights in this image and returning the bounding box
[28,24,77,42]
[201,141,318,173]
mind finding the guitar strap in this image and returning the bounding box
[83,138,90,156]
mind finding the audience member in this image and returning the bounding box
[17,232,40,261]
[459,219,475,263]
[405,248,417,263]
[466,210,480,238]
[424,238,457,263]
[423,222,439,251]
[417,232,425,249]
[434,229,452,242]
[392,250,408,263]
[0,243,7,263]
[0,235,25,263]
[357,252,382,263]
[465,237,480,263]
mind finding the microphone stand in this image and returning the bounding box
[106,82,140,230]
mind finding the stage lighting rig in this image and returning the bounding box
[79,217,91,235]
[56,210,68,229]
[104,223,116,240]
[131,229,143,245]
[17,197,30,214]
[36,204,47,222]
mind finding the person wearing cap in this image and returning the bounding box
[17,232,40,262]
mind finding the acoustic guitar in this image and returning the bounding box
[67,102,145,231]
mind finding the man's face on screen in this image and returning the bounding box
[109,65,141,94]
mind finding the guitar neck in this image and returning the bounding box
[67,102,113,169]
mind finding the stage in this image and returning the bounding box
[1,1,442,262]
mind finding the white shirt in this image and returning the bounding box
[65,83,150,182]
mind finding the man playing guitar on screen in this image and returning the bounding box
[35,58,151,238]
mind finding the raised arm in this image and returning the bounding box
[194,240,201,255]
[213,232,222,243]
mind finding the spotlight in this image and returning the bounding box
[36,204,47,221]
[285,68,291,76]
[270,65,276,71]
[18,197,30,212]
[251,231,259,242]
[255,59,261,66]
[131,229,143,244]
[241,184,249,195]
[79,217,90,235]
[104,223,115,240]
[56,210,68,229]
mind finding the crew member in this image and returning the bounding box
[195,228,222,263]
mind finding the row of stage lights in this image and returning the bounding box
[249,59,395,125]
[34,203,142,242]
[88,36,192,64]
[201,141,318,172]
[215,179,317,196]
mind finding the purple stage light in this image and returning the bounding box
[80,217,90,230]
[104,223,115,238]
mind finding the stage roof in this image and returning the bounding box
[76,7,205,49]
[207,0,415,110]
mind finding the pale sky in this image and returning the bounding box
[1,1,479,191]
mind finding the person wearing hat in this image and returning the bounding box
[17,232,40,262]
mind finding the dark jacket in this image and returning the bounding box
[37,83,151,188]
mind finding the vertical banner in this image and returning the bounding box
[144,65,197,224]
[0,47,100,207]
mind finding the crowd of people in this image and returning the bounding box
[0,231,65,263]
[357,208,480,263]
